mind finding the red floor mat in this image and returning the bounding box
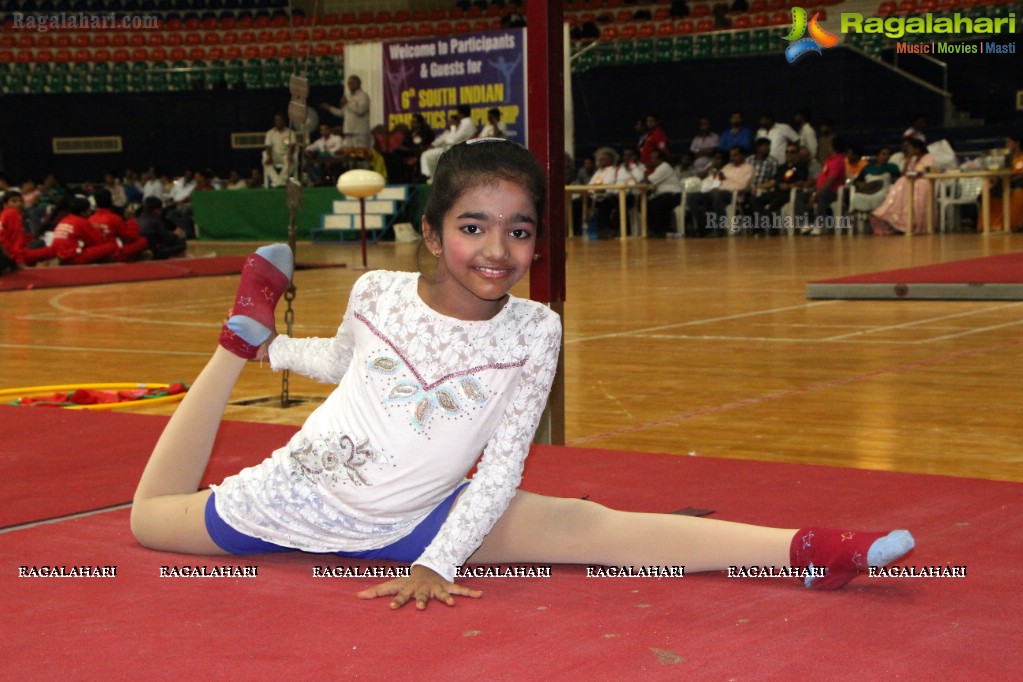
[807,252,1023,300]
[0,405,297,528]
[0,256,343,292]
[1,409,1020,677]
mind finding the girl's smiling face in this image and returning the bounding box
[420,178,537,321]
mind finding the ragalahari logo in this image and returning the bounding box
[784,7,840,63]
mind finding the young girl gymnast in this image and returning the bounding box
[131,139,914,610]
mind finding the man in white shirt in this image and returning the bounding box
[687,146,753,236]
[304,123,344,185]
[320,75,372,149]
[794,109,818,160]
[263,113,293,188]
[476,108,508,139]
[646,149,683,237]
[756,113,800,164]
[420,105,476,181]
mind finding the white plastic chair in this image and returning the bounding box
[935,177,984,232]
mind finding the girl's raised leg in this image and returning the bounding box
[130,244,293,554]
[469,491,913,589]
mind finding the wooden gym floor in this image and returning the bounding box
[2,231,1020,483]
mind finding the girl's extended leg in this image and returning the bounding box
[469,491,913,589]
[130,347,247,554]
[130,244,293,555]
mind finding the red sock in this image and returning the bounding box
[218,244,292,359]
[790,527,915,590]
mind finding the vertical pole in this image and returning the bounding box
[526,0,566,445]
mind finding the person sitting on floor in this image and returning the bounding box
[0,190,56,268]
[89,188,150,261]
[52,197,118,265]
[136,196,188,260]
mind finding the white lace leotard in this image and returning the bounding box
[210,270,562,581]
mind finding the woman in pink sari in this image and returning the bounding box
[870,138,935,235]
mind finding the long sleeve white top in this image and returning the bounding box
[211,270,562,581]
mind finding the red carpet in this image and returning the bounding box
[1,408,1019,677]
[807,252,1023,300]
[0,256,344,292]
[0,405,296,528]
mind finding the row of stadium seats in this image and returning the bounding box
[572,28,789,70]
[0,55,341,94]
[2,0,288,11]
[0,42,345,64]
[0,19,507,51]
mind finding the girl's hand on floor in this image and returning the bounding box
[357,564,482,610]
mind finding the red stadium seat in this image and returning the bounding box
[637,22,655,37]
[692,4,710,17]
[620,24,638,38]
[93,47,111,61]
[448,8,465,20]
[311,28,326,40]
[131,47,149,62]
[225,46,242,59]
[364,26,380,39]
[394,10,410,22]
[111,34,128,48]
[319,13,338,26]
[331,42,345,55]
[473,20,490,32]
[147,33,165,47]
[313,43,330,57]
[243,45,260,60]
[150,47,168,61]
[340,12,357,24]
[346,26,362,40]
[0,49,12,64]
[36,49,54,63]
[400,24,416,37]
[752,13,769,26]
[375,11,393,23]
[412,9,429,22]
[129,33,146,47]
[185,32,202,46]
[166,33,183,47]
[416,23,432,36]
[219,15,236,30]
[676,20,694,34]
[601,25,619,40]
[357,12,373,23]
[261,45,278,58]
[695,18,714,31]
[733,15,752,28]
[327,27,344,41]
[454,21,471,33]
[73,48,92,63]
[113,48,130,61]
[169,47,186,61]
[55,34,72,48]
[272,29,289,42]
[36,35,54,48]
[188,47,205,61]
[431,9,445,21]
[207,46,224,60]
[15,49,33,64]
[92,34,110,48]
[278,44,293,58]
[56,48,73,62]
[204,31,219,45]
[382,25,397,38]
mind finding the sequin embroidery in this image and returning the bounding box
[289,433,384,487]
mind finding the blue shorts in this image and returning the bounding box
[205,482,469,563]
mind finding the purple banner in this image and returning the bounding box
[382,28,526,143]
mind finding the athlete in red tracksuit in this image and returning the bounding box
[89,188,149,261]
[52,197,117,265]
[0,191,56,267]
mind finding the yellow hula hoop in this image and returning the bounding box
[0,382,188,411]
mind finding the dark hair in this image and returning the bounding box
[94,187,113,209]
[2,190,22,205]
[831,137,848,154]
[905,137,927,154]
[421,139,546,256]
[142,196,163,214]
[456,104,471,118]
[69,197,91,216]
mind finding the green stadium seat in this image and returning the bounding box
[149,62,170,91]
[676,36,694,60]
[225,59,245,88]
[87,71,109,93]
[634,39,655,63]
[694,35,713,59]
[654,37,675,62]
[733,31,751,56]
[169,60,189,91]
[715,33,732,57]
